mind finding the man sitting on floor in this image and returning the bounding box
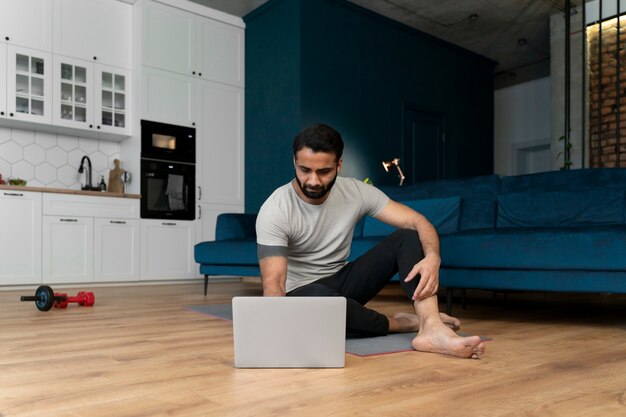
[255,124,485,359]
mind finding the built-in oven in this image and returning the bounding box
[140,159,195,221]
[141,119,195,163]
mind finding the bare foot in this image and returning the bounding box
[411,319,485,359]
[392,312,461,332]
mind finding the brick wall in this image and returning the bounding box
[588,16,626,167]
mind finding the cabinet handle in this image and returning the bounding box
[162,222,177,226]
[9,113,14,117]
[89,124,93,128]
[3,192,24,197]
[97,125,101,129]
[198,186,202,200]
[198,205,202,219]
[60,218,78,222]
[1,111,4,116]
[198,72,202,77]
[110,220,126,225]
[93,56,97,61]
[5,36,9,41]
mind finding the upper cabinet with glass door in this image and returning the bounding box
[53,57,131,138]
[5,46,52,124]
[96,66,131,137]
[53,56,91,130]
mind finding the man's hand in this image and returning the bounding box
[404,254,441,301]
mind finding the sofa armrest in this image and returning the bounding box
[215,213,258,240]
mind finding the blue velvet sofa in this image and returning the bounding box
[194,168,626,304]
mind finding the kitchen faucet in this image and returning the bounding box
[78,155,94,191]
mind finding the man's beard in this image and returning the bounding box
[295,174,337,200]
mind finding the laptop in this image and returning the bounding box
[232,296,347,368]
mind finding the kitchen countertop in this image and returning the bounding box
[0,184,141,199]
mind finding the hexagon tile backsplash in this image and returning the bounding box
[0,127,120,189]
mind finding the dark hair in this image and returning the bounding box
[292,124,344,162]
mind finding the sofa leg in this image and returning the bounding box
[446,288,453,315]
[204,275,209,296]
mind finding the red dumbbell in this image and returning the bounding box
[53,291,96,309]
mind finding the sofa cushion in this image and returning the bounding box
[497,190,624,228]
[379,175,500,231]
[363,196,461,237]
[194,238,259,265]
[441,225,626,270]
[500,167,626,194]
[215,213,258,240]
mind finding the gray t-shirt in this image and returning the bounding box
[256,176,389,292]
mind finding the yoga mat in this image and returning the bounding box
[187,303,492,357]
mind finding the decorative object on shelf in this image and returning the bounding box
[0,174,6,185]
[108,159,126,194]
[7,177,27,186]
[382,158,406,186]
[98,175,107,192]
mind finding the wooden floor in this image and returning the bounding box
[1,281,625,417]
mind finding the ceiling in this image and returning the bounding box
[190,0,583,88]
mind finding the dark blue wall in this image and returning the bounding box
[245,0,302,212]
[245,0,495,212]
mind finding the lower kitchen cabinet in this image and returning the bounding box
[43,215,94,284]
[140,219,196,280]
[94,218,140,282]
[0,190,42,285]
[41,193,140,285]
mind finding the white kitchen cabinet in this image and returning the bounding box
[0,0,53,52]
[94,218,140,282]
[197,80,244,205]
[141,66,195,127]
[140,219,196,280]
[0,43,6,117]
[142,0,244,87]
[42,193,140,284]
[4,45,52,125]
[43,215,94,284]
[53,0,132,70]
[0,190,42,285]
[142,0,196,77]
[197,17,244,87]
[53,56,132,137]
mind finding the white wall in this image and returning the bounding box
[494,76,552,176]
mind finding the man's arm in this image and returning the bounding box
[374,200,441,301]
[259,255,288,296]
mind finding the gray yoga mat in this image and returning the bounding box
[187,303,491,357]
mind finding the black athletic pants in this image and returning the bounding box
[287,229,424,337]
